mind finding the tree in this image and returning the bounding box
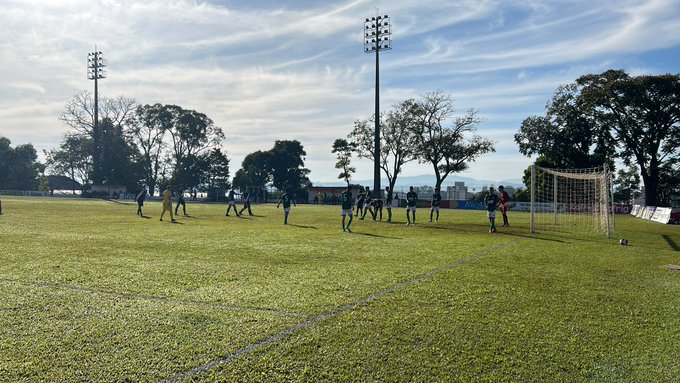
[0,137,43,190]
[514,83,615,170]
[163,105,225,188]
[269,140,311,195]
[98,118,144,191]
[613,166,642,204]
[577,70,680,206]
[44,135,93,193]
[332,139,355,187]
[658,158,680,206]
[408,91,495,188]
[59,91,137,183]
[127,103,170,195]
[200,148,231,193]
[232,150,273,191]
[349,100,418,193]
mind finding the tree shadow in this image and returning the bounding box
[662,235,680,251]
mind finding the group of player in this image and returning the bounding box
[133,183,510,233]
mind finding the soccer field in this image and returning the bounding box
[0,196,679,382]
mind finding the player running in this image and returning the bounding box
[405,186,418,225]
[341,185,353,232]
[160,185,175,222]
[225,189,240,217]
[430,187,441,223]
[498,185,510,227]
[372,191,383,221]
[484,187,500,233]
[276,189,296,225]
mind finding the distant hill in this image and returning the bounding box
[313,174,525,191]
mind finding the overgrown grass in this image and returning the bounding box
[0,196,678,382]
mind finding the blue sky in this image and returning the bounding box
[1,0,679,184]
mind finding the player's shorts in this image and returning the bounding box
[341,209,352,216]
[430,206,440,212]
[162,202,172,211]
[284,207,291,213]
[406,205,416,212]
[228,201,236,206]
[487,211,496,219]
[356,202,364,209]
[499,203,509,213]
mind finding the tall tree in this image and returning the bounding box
[232,150,273,191]
[269,140,311,194]
[577,70,680,206]
[408,91,495,188]
[349,100,418,193]
[0,137,43,190]
[98,118,144,191]
[199,148,231,193]
[332,139,355,187]
[163,105,225,187]
[127,103,170,195]
[515,84,615,170]
[44,135,93,193]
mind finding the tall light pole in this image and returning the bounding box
[364,13,392,199]
[87,49,106,183]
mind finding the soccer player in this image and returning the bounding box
[355,187,366,217]
[0,198,3,214]
[341,185,353,232]
[405,186,418,225]
[239,188,253,216]
[430,187,442,223]
[160,185,175,222]
[498,185,510,227]
[372,191,383,221]
[135,186,147,217]
[384,186,393,222]
[225,189,240,217]
[175,188,187,216]
[361,186,372,220]
[484,187,500,233]
[276,189,296,225]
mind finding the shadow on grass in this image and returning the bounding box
[351,232,402,239]
[139,215,152,219]
[104,199,135,206]
[662,235,680,251]
[500,231,566,243]
[288,224,318,229]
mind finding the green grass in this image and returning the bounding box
[0,196,678,382]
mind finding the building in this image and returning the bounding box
[447,182,468,200]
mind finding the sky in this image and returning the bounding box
[1,0,679,185]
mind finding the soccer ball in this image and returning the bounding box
[619,239,629,245]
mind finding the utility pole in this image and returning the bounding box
[87,49,106,183]
[364,13,392,199]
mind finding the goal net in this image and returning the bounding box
[530,165,613,238]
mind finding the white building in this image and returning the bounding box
[447,182,468,200]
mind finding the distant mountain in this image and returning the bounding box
[313,174,525,190]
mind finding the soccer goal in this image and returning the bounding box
[530,165,613,238]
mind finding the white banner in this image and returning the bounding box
[651,207,672,224]
[630,205,642,216]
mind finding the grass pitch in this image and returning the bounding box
[0,196,678,382]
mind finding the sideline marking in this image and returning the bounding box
[158,239,524,383]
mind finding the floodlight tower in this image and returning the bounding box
[87,49,106,183]
[364,13,392,199]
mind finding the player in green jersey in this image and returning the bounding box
[276,189,296,225]
[484,187,500,233]
[384,186,393,222]
[430,187,442,223]
[405,186,418,225]
[340,185,353,232]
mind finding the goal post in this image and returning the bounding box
[530,165,612,238]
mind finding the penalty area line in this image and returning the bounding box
[157,238,524,383]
